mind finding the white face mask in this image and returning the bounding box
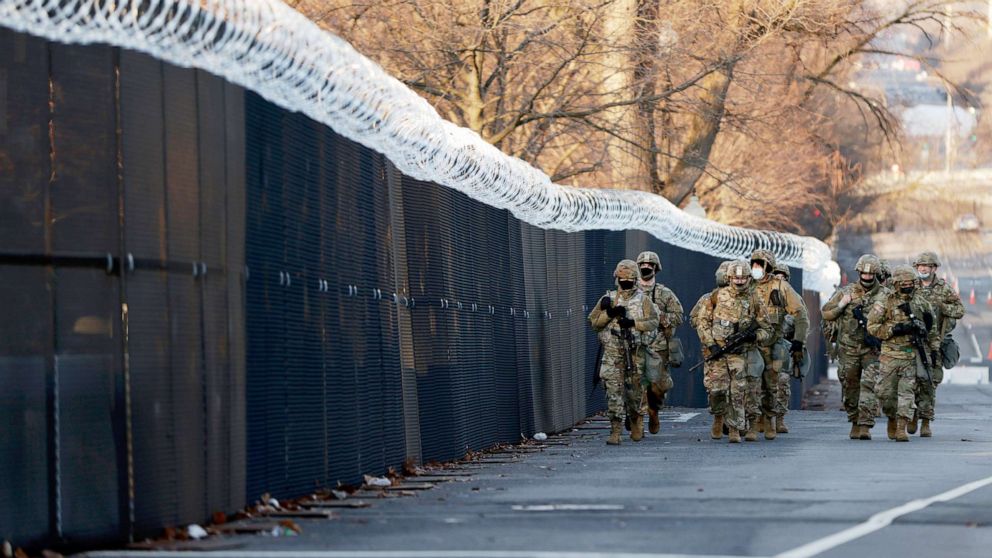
[917,270,931,280]
[751,267,764,281]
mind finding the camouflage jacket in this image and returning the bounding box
[751,276,809,344]
[694,286,773,351]
[588,288,660,348]
[638,279,684,351]
[821,281,885,350]
[866,290,940,361]
[915,278,965,338]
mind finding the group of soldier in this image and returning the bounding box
[821,252,963,442]
[588,248,963,446]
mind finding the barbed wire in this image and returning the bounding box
[0,0,840,294]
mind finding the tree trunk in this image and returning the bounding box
[663,61,735,205]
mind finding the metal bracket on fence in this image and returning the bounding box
[126,253,135,273]
[105,253,114,275]
[524,310,530,318]
[509,308,515,316]
[193,262,200,278]
[317,279,329,292]
[489,305,494,315]
[279,271,285,286]
[471,303,477,312]
[456,301,463,310]
[245,266,250,281]
[199,262,207,277]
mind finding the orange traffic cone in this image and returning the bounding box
[987,292,992,307]
[987,342,992,361]
[969,289,976,305]
[953,279,959,294]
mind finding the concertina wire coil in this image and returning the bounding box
[0,0,840,294]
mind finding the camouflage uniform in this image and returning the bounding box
[911,252,964,428]
[867,265,940,441]
[821,255,884,433]
[589,260,660,444]
[635,251,685,428]
[771,264,796,423]
[748,250,809,439]
[693,261,773,439]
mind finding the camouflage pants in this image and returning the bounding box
[838,347,878,423]
[876,355,917,421]
[856,360,881,427]
[599,349,645,423]
[915,365,943,421]
[745,346,780,421]
[774,372,791,416]
[703,355,747,432]
[641,349,673,414]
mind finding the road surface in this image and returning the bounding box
[85,383,992,558]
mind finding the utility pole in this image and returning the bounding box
[945,82,953,174]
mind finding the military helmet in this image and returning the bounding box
[614,259,639,283]
[728,260,751,280]
[636,251,662,271]
[913,251,941,268]
[750,249,776,271]
[877,259,891,280]
[715,260,734,287]
[891,264,916,284]
[773,262,790,279]
[855,254,881,274]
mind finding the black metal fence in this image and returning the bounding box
[0,31,826,550]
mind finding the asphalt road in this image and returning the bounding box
[85,383,992,558]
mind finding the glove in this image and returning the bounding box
[607,305,627,319]
[891,322,914,336]
[930,351,939,370]
[851,305,866,323]
[741,330,758,343]
[865,334,882,350]
[922,312,934,331]
[790,340,804,354]
[617,317,635,329]
[707,344,721,357]
[599,295,612,311]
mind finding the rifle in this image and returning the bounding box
[897,302,933,384]
[689,320,759,372]
[611,322,638,396]
[851,304,882,350]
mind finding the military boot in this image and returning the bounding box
[907,412,918,435]
[849,422,859,439]
[886,417,897,440]
[858,425,872,440]
[710,415,724,440]
[895,418,909,442]
[776,415,789,433]
[607,420,622,445]
[920,419,932,437]
[630,414,644,442]
[745,419,759,442]
[728,428,741,443]
[648,408,660,434]
[763,415,777,440]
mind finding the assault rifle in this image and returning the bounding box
[897,302,933,384]
[851,305,882,350]
[689,321,759,372]
[612,321,638,397]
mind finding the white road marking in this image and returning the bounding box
[661,412,700,423]
[774,474,992,558]
[511,504,624,511]
[82,552,756,558]
[968,332,982,364]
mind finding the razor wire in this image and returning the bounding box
[0,0,840,294]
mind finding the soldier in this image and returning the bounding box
[821,255,884,440]
[692,261,773,443]
[770,263,801,432]
[748,250,809,440]
[636,251,685,434]
[689,260,734,439]
[588,260,660,445]
[866,265,940,442]
[909,251,965,437]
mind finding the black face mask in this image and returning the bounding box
[860,279,875,288]
[899,286,914,295]
[639,267,655,279]
[619,280,635,290]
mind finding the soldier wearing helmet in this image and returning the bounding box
[908,251,964,437]
[588,260,660,445]
[635,251,685,435]
[866,265,940,442]
[769,263,805,427]
[746,249,810,440]
[692,260,772,443]
[821,254,885,440]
